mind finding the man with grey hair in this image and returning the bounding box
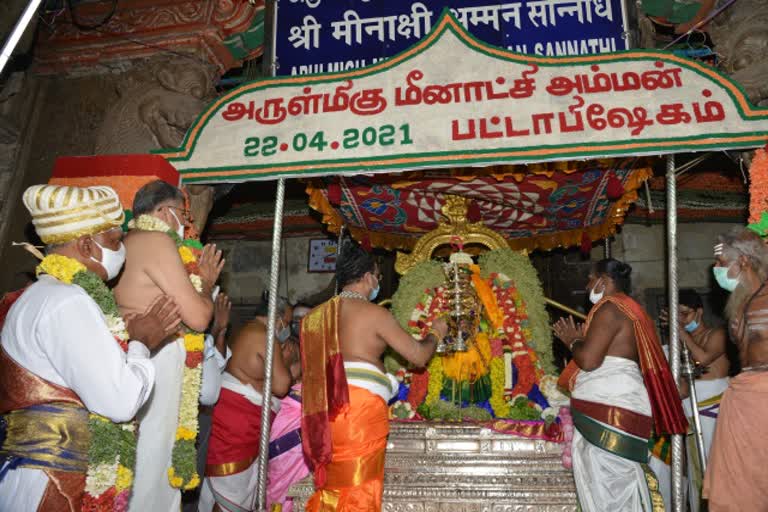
[199,291,294,512]
[703,227,768,510]
[115,179,227,512]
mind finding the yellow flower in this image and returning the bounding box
[178,246,196,265]
[426,356,443,405]
[167,467,184,488]
[179,367,202,429]
[134,214,173,233]
[89,413,111,423]
[489,358,510,417]
[36,254,86,283]
[116,465,133,491]
[189,274,203,293]
[184,474,201,490]
[176,426,196,441]
[184,333,205,352]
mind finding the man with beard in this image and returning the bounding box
[704,228,768,510]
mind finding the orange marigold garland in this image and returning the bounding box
[749,146,768,224]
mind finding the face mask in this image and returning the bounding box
[684,320,699,333]
[91,240,126,281]
[589,279,604,305]
[713,265,740,292]
[168,208,185,240]
[277,320,291,342]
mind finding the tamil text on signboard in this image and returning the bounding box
[162,14,768,183]
[276,0,630,76]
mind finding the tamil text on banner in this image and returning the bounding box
[275,0,631,76]
[161,13,768,184]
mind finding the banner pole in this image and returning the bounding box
[666,154,685,512]
[256,1,282,511]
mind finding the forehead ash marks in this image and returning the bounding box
[714,243,725,257]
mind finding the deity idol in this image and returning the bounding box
[387,245,568,424]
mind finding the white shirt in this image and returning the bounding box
[0,275,155,511]
[129,327,230,512]
[200,334,231,405]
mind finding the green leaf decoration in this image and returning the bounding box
[72,270,120,317]
[182,239,204,250]
[747,211,768,237]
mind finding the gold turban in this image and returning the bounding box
[23,185,125,245]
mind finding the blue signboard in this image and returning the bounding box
[275,0,630,76]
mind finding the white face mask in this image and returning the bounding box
[589,279,604,305]
[168,208,185,240]
[90,240,126,280]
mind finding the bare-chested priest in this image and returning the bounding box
[553,258,687,512]
[301,239,447,511]
[114,180,227,512]
[199,292,294,512]
[704,228,768,510]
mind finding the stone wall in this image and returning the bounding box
[0,72,124,293]
[613,223,741,299]
[532,222,741,321]
[216,237,335,306]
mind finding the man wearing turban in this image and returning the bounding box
[0,184,181,511]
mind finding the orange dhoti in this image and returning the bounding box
[306,385,389,512]
[703,371,768,511]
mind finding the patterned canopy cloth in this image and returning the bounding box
[306,163,651,252]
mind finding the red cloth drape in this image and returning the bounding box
[300,296,350,488]
[558,294,688,435]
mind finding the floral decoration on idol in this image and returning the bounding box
[132,215,205,490]
[36,255,136,511]
[385,248,567,441]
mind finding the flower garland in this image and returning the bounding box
[425,355,444,406]
[132,215,204,491]
[478,249,555,374]
[36,255,135,511]
[748,145,768,225]
[390,251,564,425]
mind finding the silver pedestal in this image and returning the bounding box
[288,422,578,511]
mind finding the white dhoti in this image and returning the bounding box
[198,373,281,512]
[129,338,185,512]
[683,377,728,512]
[200,459,260,512]
[570,356,661,512]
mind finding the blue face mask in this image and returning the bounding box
[368,285,380,302]
[713,265,740,292]
[277,326,291,342]
[684,320,699,333]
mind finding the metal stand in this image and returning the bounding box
[682,348,708,476]
[666,154,685,512]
